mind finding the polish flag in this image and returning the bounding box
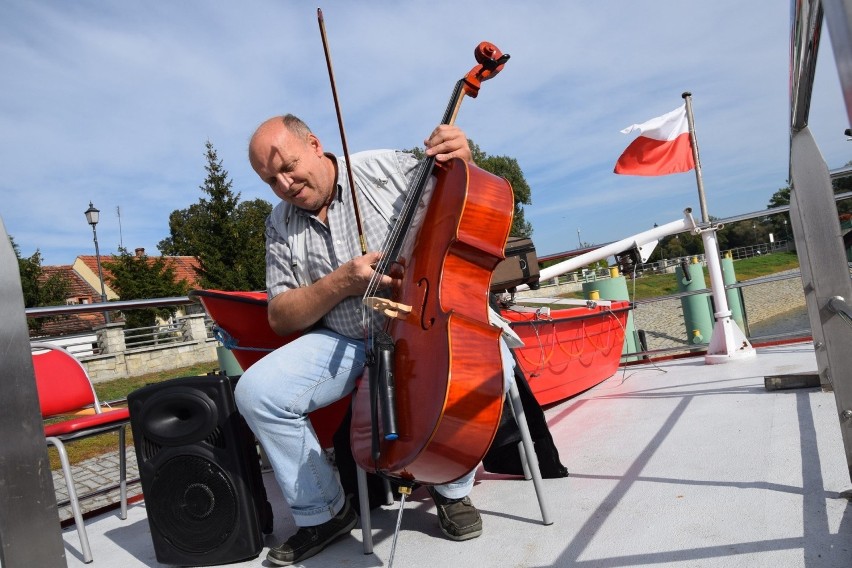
[614,104,695,176]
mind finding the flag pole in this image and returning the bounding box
[681,92,756,364]
[682,92,710,223]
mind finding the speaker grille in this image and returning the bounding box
[139,436,161,463]
[148,455,239,554]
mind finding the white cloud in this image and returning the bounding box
[0,0,848,265]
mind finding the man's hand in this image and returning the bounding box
[338,251,393,296]
[424,124,473,164]
[267,250,394,336]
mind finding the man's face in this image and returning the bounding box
[249,123,333,212]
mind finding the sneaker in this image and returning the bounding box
[266,501,358,566]
[427,486,483,541]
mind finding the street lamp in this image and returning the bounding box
[84,201,110,324]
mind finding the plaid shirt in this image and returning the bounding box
[264,150,422,338]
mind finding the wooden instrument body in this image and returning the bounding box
[351,157,514,484]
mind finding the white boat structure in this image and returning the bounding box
[3,1,852,566]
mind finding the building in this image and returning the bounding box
[34,249,202,340]
[72,248,201,301]
[34,265,108,342]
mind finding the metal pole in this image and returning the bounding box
[91,223,111,324]
[0,215,67,567]
[789,0,852,483]
[523,211,697,287]
[681,92,710,223]
[681,92,754,363]
[701,227,755,364]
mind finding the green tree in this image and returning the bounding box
[767,186,791,208]
[469,141,533,237]
[765,161,852,238]
[11,236,71,332]
[158,141,271,290]
[656,230,703,260]
[102,247,190,329]
[404,140,533,237]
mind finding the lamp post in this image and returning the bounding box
[84,202,110,324]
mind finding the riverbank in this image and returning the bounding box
[632,269,807,350]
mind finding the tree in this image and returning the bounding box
[656,230,703,260]
[158,141,271,290]
[469,141,533,237]
[765,161,852,239]
[12,236,71,332]
[404,140,533,237]
[102,247,190,329]
[767,186,791,209]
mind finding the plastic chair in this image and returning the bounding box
[31,343,131,564]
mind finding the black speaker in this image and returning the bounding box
[128,374,272,566]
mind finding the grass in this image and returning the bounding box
[725,251,800,280]
[47,361,219,470]
[557,251,800,301]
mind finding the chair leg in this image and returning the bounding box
[506,381,553,526]
[356,465,374,554]
[48,437,93,563]
[517,441,532,480]
[118,425,127,520]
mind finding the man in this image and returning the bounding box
[235,114,515,565]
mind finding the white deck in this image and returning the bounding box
[60,341,852,567]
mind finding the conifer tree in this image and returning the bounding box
[158,141,271,290]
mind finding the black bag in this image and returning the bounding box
[482,361,569,479]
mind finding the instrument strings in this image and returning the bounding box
[360,79,466,334]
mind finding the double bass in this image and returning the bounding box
[349,42,514,485]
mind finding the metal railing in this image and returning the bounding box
[22,270,818,366]
[123,323,182,349]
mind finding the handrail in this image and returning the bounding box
[25,296,193,318]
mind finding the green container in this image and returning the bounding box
[216,345,244,377]
[675,260,714,345]
[582,269,639,359]
[721,255,746,332]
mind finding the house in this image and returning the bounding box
[35,249,202,339]
[34,265,109,339]
[72,248,201,299]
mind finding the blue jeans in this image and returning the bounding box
[234,327,515,527]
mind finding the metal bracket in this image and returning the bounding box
[828,296,852,319]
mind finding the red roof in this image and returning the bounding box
[41,265,99,300]
[76,253,201,288]
[33,252,201,338]
[165,256,202,288]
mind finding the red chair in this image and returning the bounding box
[32,343,131,564]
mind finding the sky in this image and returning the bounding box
[2,1,850,266]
